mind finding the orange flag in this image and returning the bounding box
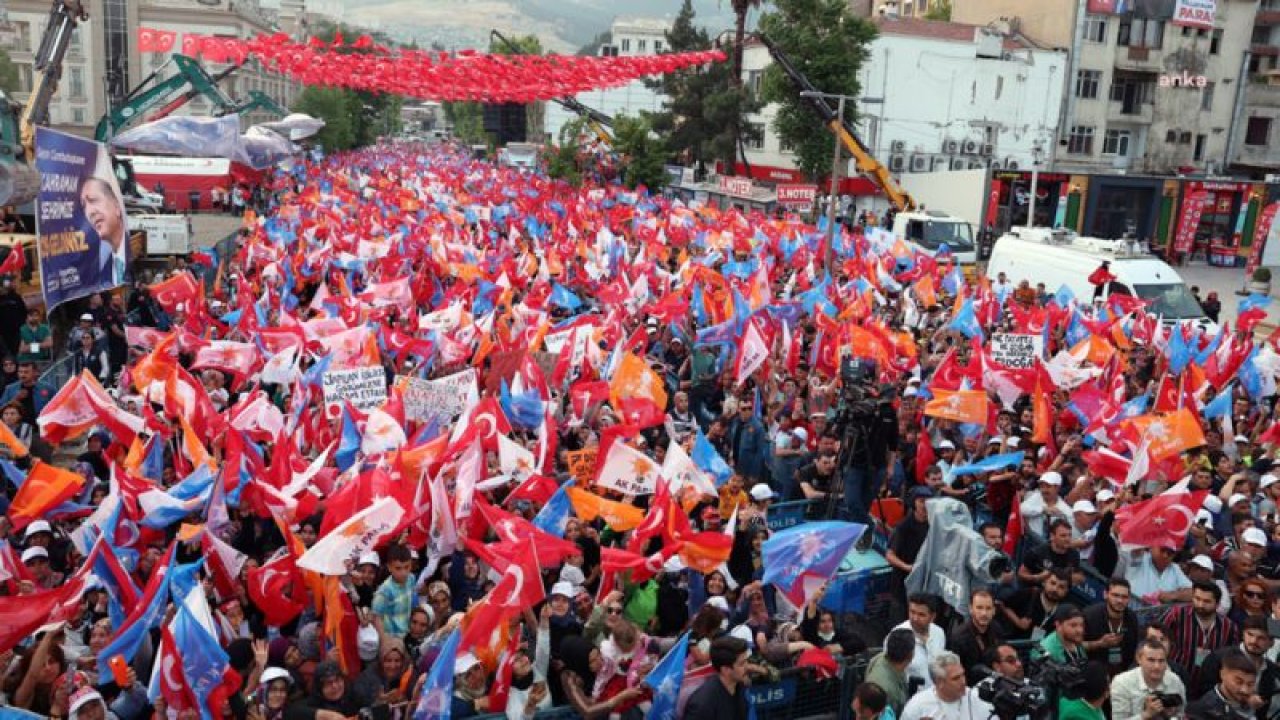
[566,487,645,532]
[1032,377,1054,445]
[179,415,217,472]
[1131,408,1206,462]
[923,389,989,425]
[609,352,668,412]
[0,421,28,458]
[1069,335,1115,367]
[131,333,178,392]
[9,462,86,531]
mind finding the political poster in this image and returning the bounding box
[1172,0,1216,28]
[990,333,1044,369]
[34,127,130,308]
[394,368,478,422]
[322,365,387,414]
[1086,0,1175,17]
[565,448,598,484]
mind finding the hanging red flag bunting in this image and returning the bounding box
[214,32,725,102]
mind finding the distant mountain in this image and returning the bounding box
[314,0,743,53]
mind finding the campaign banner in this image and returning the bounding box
[990,333,1044,369]
[394,368,478,423]
[1172,0,1215,28]
[1086,0,1175,18]
[776,184,817,208]
[35,127,130,309]
[1247,202,1280,278]
[1173,191,1209,255]
[322,365,387,414]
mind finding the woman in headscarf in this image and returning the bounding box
[267,637,307,702]
[351,637,412,708]
[555,636,645,719]
[284,661,361,720]
[250,668,293,720]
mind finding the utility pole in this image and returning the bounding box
[800,90,857,271]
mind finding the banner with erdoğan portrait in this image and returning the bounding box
[34,127,130,309]
[1086,0,1176,16]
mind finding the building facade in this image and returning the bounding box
[0,0,300,140]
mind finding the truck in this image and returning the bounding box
[130,214,194,256]
[756,33,977,266]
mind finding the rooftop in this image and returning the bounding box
[872,16,1039,51]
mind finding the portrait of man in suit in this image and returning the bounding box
[80,176,127,286]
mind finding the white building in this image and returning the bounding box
[544,17,670,143]
[739,16,1068,185]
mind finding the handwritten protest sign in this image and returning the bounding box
[990,333,1042,369]
[322,366,387,414]
[395,368,478,422]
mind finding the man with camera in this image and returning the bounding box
[1109,639,1187,720]
[975,643,1046,720]
[899,652,995,720]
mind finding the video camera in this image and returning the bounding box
[974,671,1048,720]
[905,498,1012,616]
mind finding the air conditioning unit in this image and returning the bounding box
[942,138,960,154]
[950,157,967,171]
[962,139,980,155]
[1004,157,1020,170]
[890,140,907,154]
[910,154,929,172]
[981,143,995,156]
[890,154,906,172]
[931,156,949,171]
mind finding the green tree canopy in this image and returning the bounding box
[0,49,18,95]
[612,114,667,191]
[759,0,877,181]
[292,86,356,150]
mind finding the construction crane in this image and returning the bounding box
[223,90,289,119]
[488,29,615,147]
[94,54,239,142]
[755,33,976,264]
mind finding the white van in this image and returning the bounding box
[987,227,1208,323]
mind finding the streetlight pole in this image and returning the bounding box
[800,90,856,272]
[1027,140,1043,229]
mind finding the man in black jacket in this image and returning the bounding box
[1081,577,1139,677]
[685,637,751,720]
[1185,647,1261,720]
[1193,616,1280,717]
[949,588,1003,684]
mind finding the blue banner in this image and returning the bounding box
[35,127,129,308]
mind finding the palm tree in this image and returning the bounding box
[730,0,761,84]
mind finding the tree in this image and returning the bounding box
[443,102,486,145]
[648,0,759,175]
[545,118,587,186]
[293,86,356,150]
[612,114,667,191]
[300,20,405,148]
[924,0,953,21]
[759,0,877,181]
[0,49,17,95]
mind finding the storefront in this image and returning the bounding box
[988,171,1070,232]
[1082,176,1164,241]
[1177,180,1252,265]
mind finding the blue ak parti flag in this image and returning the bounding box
[413,629,462,720]
[172,601,230,720]
[1203,384,1233,420]
[948,299,984,341]
[336,403,361,472]
[948,451,1025,477]
[643,632,691,720]
[692,428,733,487]
[763,521,866,604]
[532,479,575,537]
[549,282,583,311]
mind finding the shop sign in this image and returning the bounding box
[1172,0,1216,30]
[1173,191,1210,254]
[719,175,754,198]
[1187,180,1251,193]
[776,183,818,207]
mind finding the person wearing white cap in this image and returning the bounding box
[1018,471,1072,540]
[1124,543,1192,606]
[1069,499,1100,563]
[256,667,293,720]
[68,686,111,720]
[1258,474,1280,519]
[934,439,956,477]
[1183,554,1232,617]
[23,519,54,546]
[21,544,61,589]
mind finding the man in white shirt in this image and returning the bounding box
[1110,639,1186,720]
[1124,546,1193,606]
[900,651,994,720]
[1019,471,1072,538]
[1069,499,1100,562]
[894,593,947,692]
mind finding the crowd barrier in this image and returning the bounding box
[1014,531,1172,624]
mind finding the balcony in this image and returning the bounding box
[1254,43,1280,57]
[1259,10,1280,25]
[1108,100,1154,124]
[1247,77,1280,108]
[1115,45,1164,72]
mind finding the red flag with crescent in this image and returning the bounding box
[1114,487,1208,550]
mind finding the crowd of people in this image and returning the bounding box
[0,141,1278,720]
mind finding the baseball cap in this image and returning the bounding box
[1007,437,1021,448]
[937,440,956,450]
[792,427,808,443]
[357,552,380,567]
[1234,435,1250,443]
[750,485,775,502]
[1071,500,1097,514]
[1228,493,1248,507]
[1189,555,1214,572]
[79,313,93,322]
[1039,471,1063,487]
[987,437,1003,445]
[550,581,575,598]
[1242,527,1268,547]
[21,546,48,564]
[68,687,103,719]
[24,520,52,539]
[1262,474,1278,489]
[1195,508,1214,525]
[706,596,731,613]
[357,624,379,661]
[1096,489,1116,503]
[903,387,919,398]
[260,667,292,686]
[729,624,755,648]
[455,652,481,675]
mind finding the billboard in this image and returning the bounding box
[35,127,129,308]
[1172,0,1216,29]
[1086,0,1177,17]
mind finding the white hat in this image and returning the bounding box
[1203,495,1224,514]
[79,313,94,322]
[1007,437,1021,448]
[792,427,808,443]
[357,551,380,567]
[1195,509,1214,525]
[20,546,47,564]
[1189,554,1214,571]
[550,581,575,598]
[68,687,103,719]
[455,652,481,675]
[1242,527,1268,547]
[1096,489,1116,503]
[1234,435,1250,443]
[1262,474,1279,489]
[559,564,586,588]
[1228,493,1248,507]
[1071,500,1097,514]
[903,387,919,398]
[706,596,731,613]
[987,437,1003,445]
[1039,471,1063,487]
[24,520,52,538]
[750,485,775,501]
[937,440,956,450]
[729,624,755,648]
[357,624,380,661]
[260,667,292,686]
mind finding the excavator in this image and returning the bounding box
[94,53,240,142]
[755,33,977,267]
[489,29,615,148]
[224,90,288,119]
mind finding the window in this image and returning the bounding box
[638,39,647,52]
[1103,129,1132,156]
[621,38,630,52]
[1246,116,1272,145]
[780,136,795,153]
[654,41,662,53]
[1252,26,1271,45]
[1194,134,1207,161]
[1201,81,1214,111]
[1084,17,1107,43]
[17,63,31,93]
[1179,131,1192,144]
[1111,74,1153,114]
[68,30,82,56]
[1067,125,1095,154]
[1119,18,1163,48]
[69,67,84,99]
[1211,29,1223,55]
[1166,129,1178,143]
[746,69,763,99]
[72,108,84,124]
[1075,69,1101,99]
[746,123,765,150]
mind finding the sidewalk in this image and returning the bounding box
[1176,263,1278,333]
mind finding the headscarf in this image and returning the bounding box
[558,635,596,693]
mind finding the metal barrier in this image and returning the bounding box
[37,353,76,394]
[768,499,822,532]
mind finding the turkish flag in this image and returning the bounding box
[1114,488,1208,550]
[181,33,204,57]
[247,553,306,627]
[137,27,177,54]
